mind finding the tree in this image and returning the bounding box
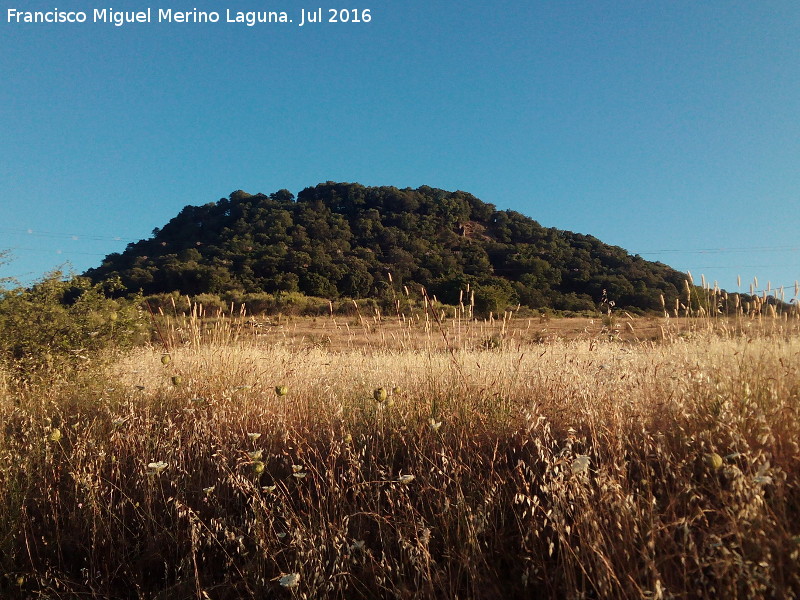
[85,183,692,313]
[0,250,15,289]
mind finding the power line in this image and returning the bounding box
[1,225,798,257]
[639,245,799,255]
[0,226,135,243]
[2,225,799,255]
[6,246,108,257]
[688,265,800,270]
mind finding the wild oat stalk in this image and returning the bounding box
[1,311,799,598]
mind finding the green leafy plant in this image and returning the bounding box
[0,271,144,377]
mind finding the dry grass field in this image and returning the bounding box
[1,308,800,598]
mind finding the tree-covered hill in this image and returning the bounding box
[86,182,689,313]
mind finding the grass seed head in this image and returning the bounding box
[704,452,723,470]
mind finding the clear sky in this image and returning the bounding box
[1,1,798,295]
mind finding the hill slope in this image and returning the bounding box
[86,182,688,313]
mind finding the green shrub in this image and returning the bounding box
[192,293,229,315]
[0,272,145,377]
[141,292,192,314]
[473,279,517,318]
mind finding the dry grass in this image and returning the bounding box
[1,312,800,598]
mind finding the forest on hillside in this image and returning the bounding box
[87,182,690,314]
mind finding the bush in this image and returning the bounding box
[232,292,275,315]
[192,293,229,315]
[473,279,517,318]
[0,272,145,377]
[141,292,192,314]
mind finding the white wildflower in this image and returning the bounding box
[147,461,168,475]
[279,573,300,588]
[571,455,590,475]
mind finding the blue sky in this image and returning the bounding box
[1,1,798,295]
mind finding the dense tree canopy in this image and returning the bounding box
[86,182,689,313]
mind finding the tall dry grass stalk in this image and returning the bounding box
[1,310,799,598]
